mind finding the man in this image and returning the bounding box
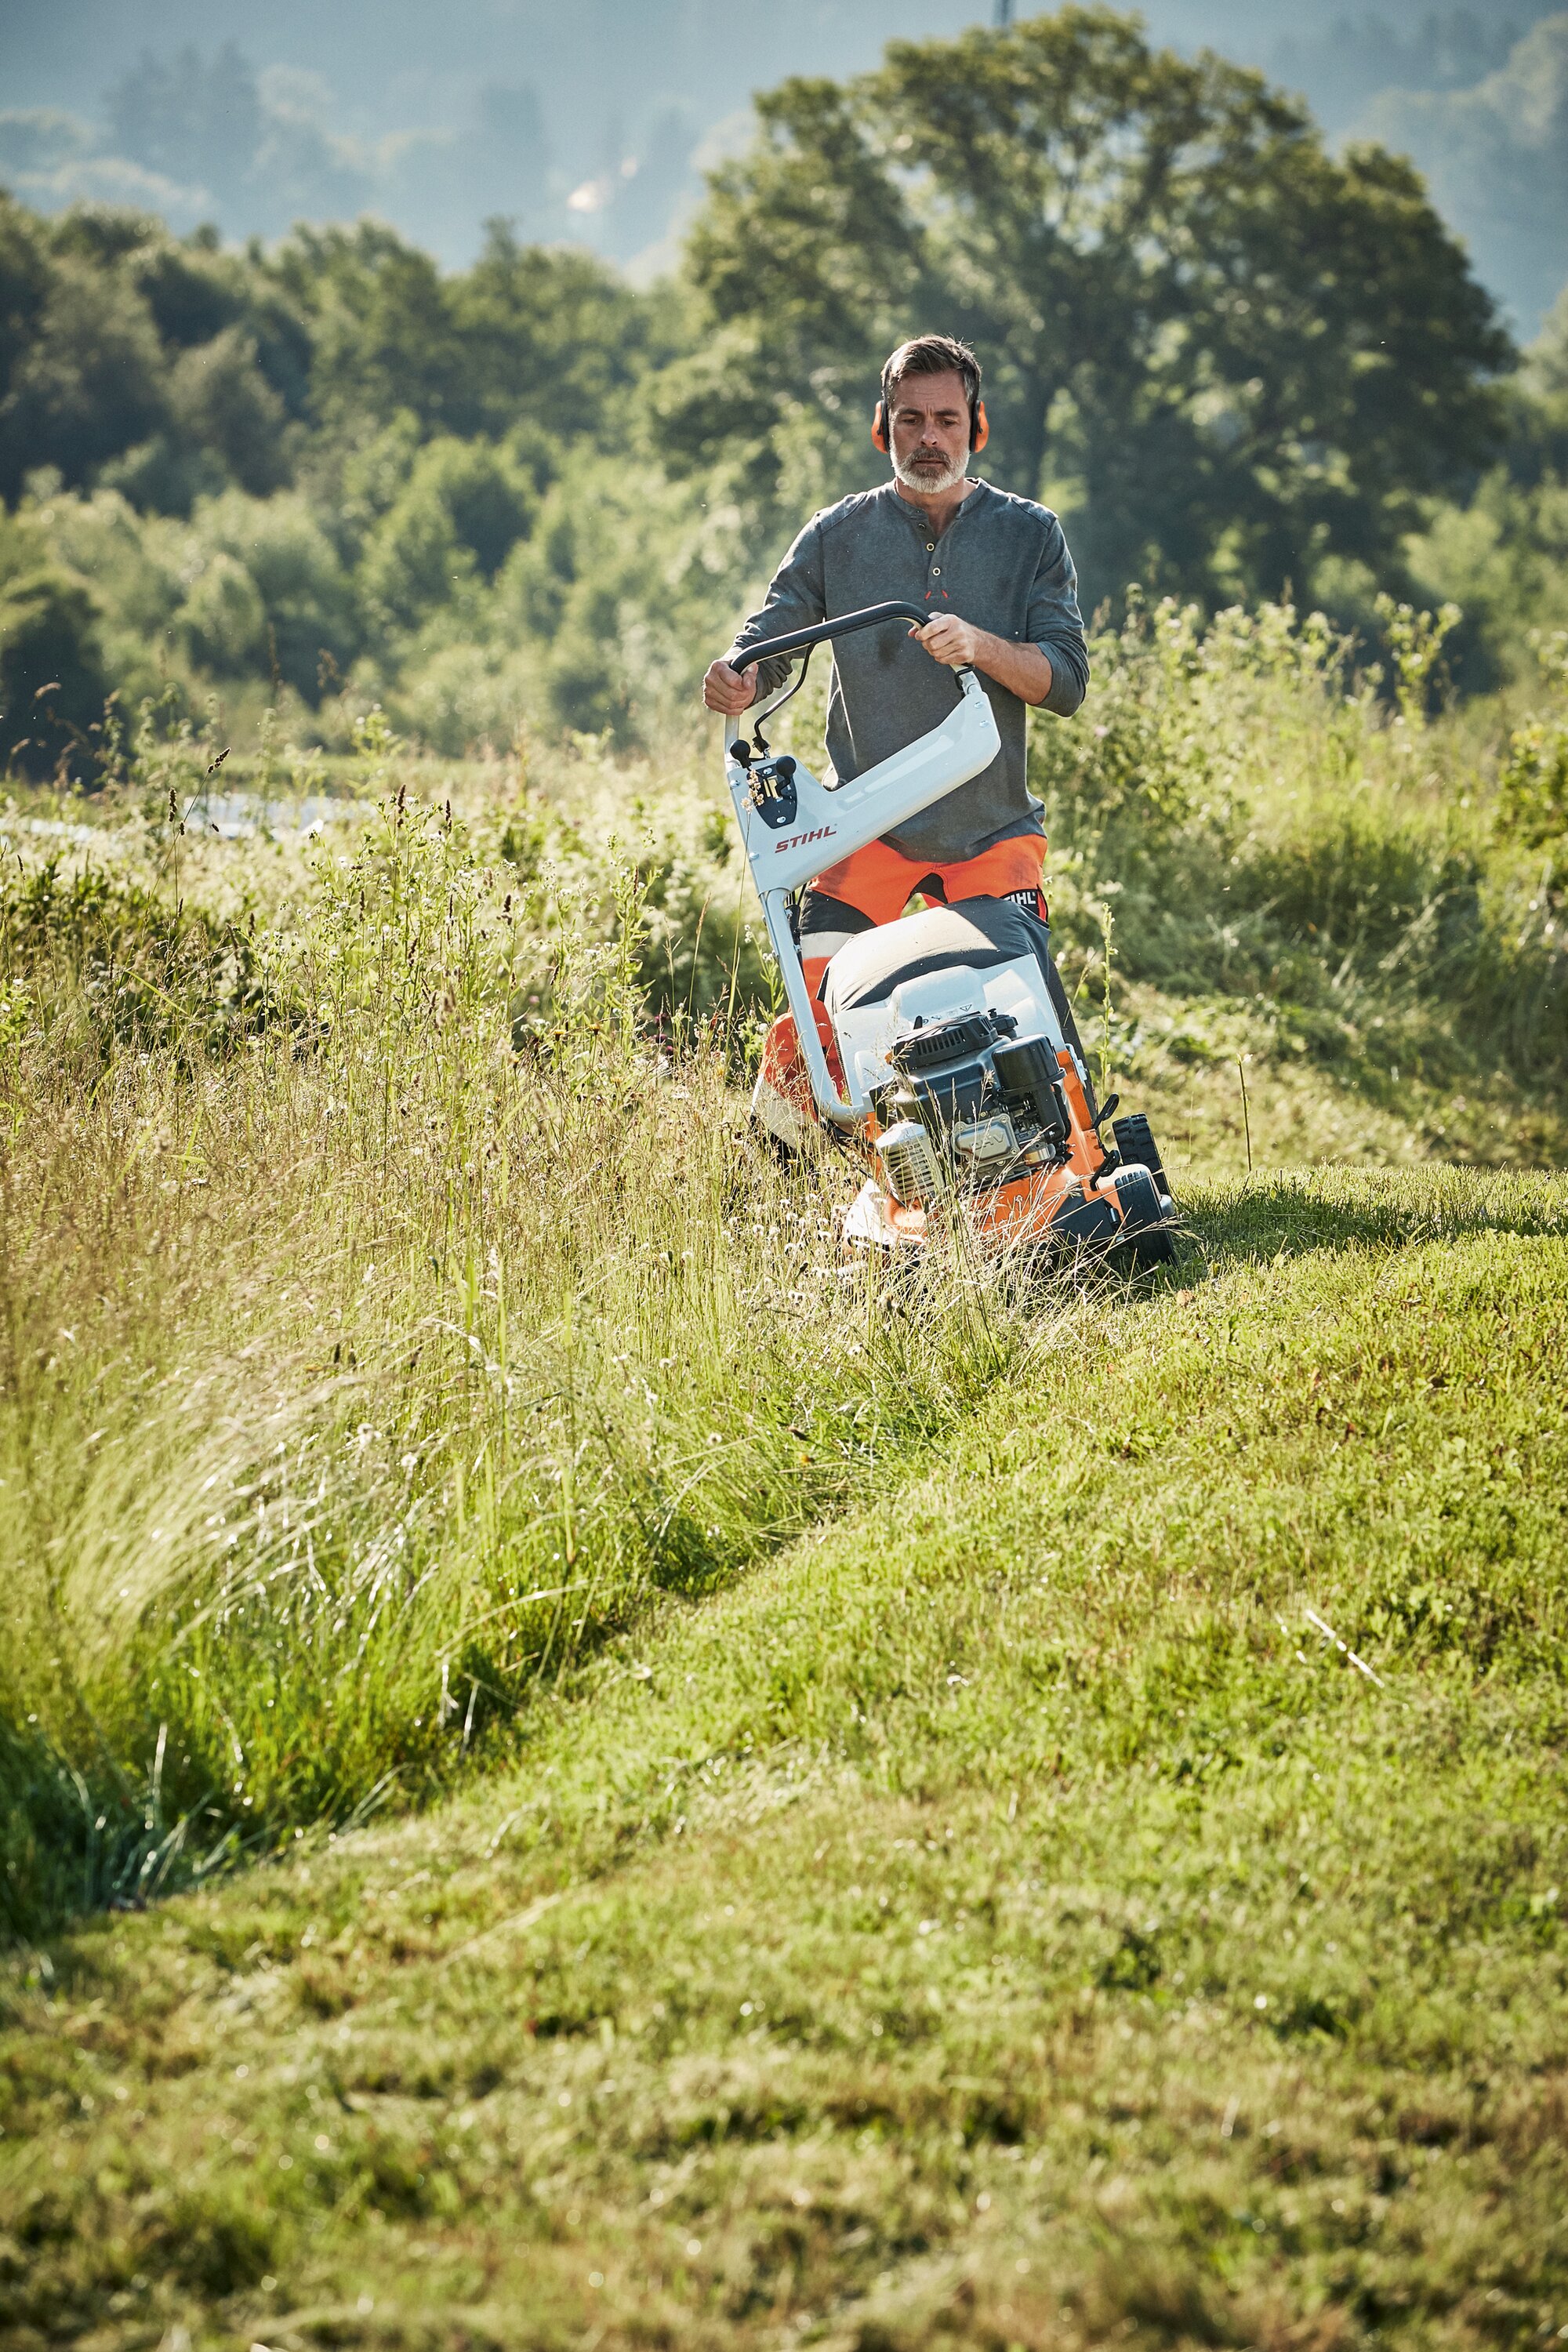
[703,332,1091,1146]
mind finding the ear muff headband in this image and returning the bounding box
[872,391,989,453]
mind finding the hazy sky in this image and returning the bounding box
[2,0,1563,331]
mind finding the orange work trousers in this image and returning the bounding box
[800,831,1048,993]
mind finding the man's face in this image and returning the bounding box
[887,367,972,495]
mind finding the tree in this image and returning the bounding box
[0,199,50,408]
[674,5,1513,608]
[0,205,315,506]
[449,223,667,441]
[167,327,291,496]
[0,255,168,496]
[191,491,359,699]
[358,437,539,641]
[1361,16,1568,342]
[104,42,263,197]
[270,219,655,448]
[272,223,467,441]
[1404,285,1568,687]
[129,239,314,420]
[0,511,107,780]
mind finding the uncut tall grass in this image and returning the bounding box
[0,735,1029,1933]
[1032,597,1568,1098]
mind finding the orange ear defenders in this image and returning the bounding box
[872,394,989,453]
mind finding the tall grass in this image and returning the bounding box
[0,728,1031,1936]
[3,595,1566,1936]
[1034,596,1568,1092]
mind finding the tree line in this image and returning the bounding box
[1,5,1563,779]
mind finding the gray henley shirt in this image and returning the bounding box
[728,478,1088,866]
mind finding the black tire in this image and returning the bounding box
[1110,1163,1178,1274]
[1112,1112,1171,1202]
[1130,1221,1177,1271]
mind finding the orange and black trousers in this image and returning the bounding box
[797,829,1053,995]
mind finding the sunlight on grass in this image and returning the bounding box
[3,1163,1564,2347]
[0,731,1047,1933]
[2,595,1566,1949]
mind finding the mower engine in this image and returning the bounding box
[870,1009,1069,1206]
[822,896,1176,1265]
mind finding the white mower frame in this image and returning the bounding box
[722,601,1000,1129]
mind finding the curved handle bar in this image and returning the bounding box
[733,598,933,674]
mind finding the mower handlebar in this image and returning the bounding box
[731,599,934,675]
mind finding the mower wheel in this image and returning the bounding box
[1112,1112,1171,1202]
[1111,1164,1178,1273]
[1131,1221,1177,1270]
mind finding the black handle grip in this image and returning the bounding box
[732,599,931,673]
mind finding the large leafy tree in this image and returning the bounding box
[0,198,311,505]
[270,219,662,447]
[673,5,1513,605]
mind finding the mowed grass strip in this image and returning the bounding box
[4,1168,1566,2350]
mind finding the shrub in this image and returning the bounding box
[0,855,284,1058]
[0,521,107,777]
[1498,718,1568,851]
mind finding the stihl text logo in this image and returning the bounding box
[777,826,836,852]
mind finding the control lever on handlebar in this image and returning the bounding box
[732,599,965,747]
[735,597,932,673]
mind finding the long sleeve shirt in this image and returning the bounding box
[728,478,1088,865]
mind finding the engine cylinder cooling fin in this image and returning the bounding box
[874,1119,946,1207]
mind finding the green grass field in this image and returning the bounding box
[3,608,1568,2346]
[5,1167,1567,2348]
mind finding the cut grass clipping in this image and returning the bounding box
[5,1168,1566,2348]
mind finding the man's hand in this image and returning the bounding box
[912,614,981,670]
[913,614,1053,706]
[702,656,758,715]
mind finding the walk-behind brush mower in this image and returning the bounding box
[724,601,1177,1269]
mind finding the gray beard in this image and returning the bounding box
[893,448,967,495]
